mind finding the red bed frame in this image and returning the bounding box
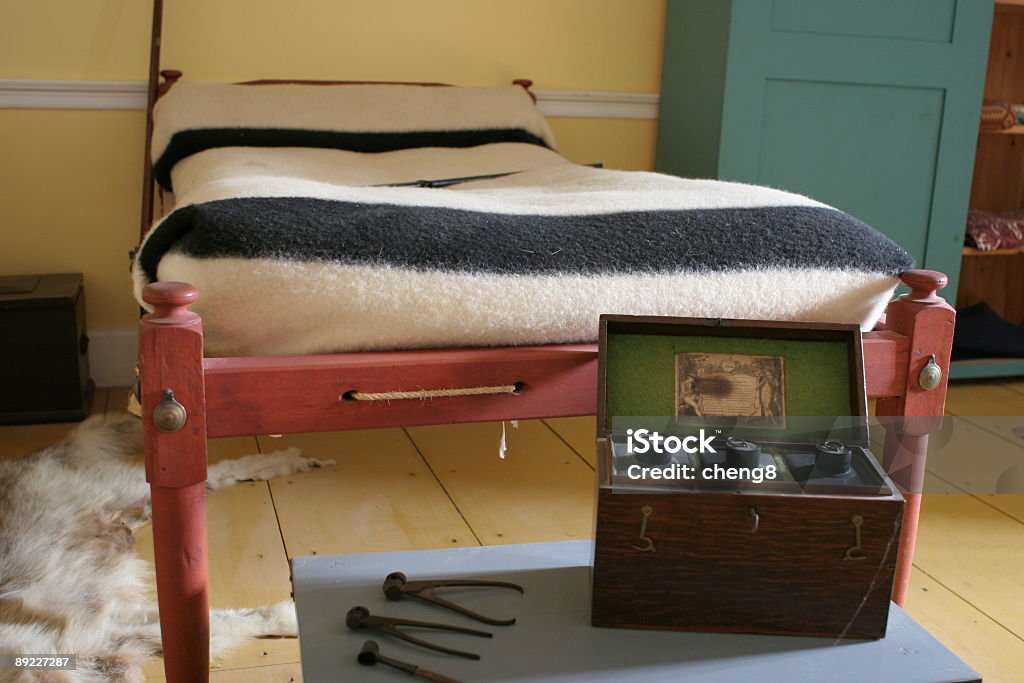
[138,71,956,682]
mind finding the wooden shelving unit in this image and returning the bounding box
[981,124,1024,134]
[955,2,1024,379]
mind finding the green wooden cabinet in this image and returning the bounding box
[656,0,993,300]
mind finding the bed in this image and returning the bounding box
[137,70,956,682]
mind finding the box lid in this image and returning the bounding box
[0,273,82,310]
[597,315,868,446]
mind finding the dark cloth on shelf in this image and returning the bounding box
[952,301,1024,360]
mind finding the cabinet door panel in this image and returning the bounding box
[770,0,957,43]
[758,79,944,260]
[719,0,991,298]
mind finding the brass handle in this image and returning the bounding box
[631,506,656,553]
[152,388,187,432]
[918,354,942,391]
[843,515,867,561]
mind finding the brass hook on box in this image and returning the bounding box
[844,515,867,561]
[631,505,656,552]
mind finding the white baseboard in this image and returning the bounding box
[0,79,147,110]
[534,89,659,120]
[87,329,137,388]
[0,79,659,120]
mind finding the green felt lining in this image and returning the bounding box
[605,333,856,439]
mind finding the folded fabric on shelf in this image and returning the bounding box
[966,209,1024,251]
[981,100,1016,129]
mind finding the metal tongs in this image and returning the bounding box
[345,606,491,660]
[383,571,525,626]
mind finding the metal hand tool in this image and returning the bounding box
[346,606,491,660]
[383,571,525,626]
[357,640,464,683]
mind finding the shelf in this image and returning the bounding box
[980,125,1024,135]
[950,358,1024,380]
[997,0,1024,12]
[963,245,1024,256]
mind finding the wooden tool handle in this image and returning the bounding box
[414,668,463,683]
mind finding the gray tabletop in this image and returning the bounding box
[292,540,979,682]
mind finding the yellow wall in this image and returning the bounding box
[0,0,665,329]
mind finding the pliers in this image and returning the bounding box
[345,606,491,660]
[383,571,525,626]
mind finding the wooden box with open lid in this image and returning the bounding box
[591,315,904,639]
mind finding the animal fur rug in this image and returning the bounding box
[0,414,334,682]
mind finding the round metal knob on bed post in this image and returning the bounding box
[153,388,187,432]
[918,354,942,391]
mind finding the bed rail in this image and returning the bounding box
[203,344,597,438]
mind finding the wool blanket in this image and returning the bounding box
[134,83,913,356]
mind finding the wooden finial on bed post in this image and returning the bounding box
[139,280,210,683]
[513,78,537,103]
[876,268,956,608]
[143,281,198,321]
[158,69,183,97]
[900,269,948,304]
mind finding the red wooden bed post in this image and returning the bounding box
[140,282,210,683]
[876,270,956,607]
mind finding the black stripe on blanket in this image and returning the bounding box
[138,197,914,283]
[153,128,552,190]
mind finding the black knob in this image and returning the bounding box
[700,448,726,470]
[725,437,761,469]
[815,440,852,475]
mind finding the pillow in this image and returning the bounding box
[151,82,556,191]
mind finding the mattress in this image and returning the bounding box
[133,83,914,357]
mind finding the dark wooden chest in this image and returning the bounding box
[0,273,94,424]
[591,315,904,639]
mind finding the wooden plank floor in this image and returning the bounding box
[1,381,1022,682]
